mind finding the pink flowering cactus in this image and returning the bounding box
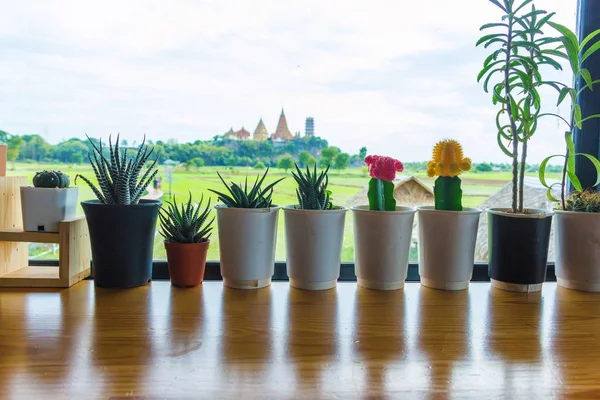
[364,155,404,211]
[364,155,404,182]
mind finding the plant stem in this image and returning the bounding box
[519,138,527,213]
[503,13,519,213]
[561,140,568,209]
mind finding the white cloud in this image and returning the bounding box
[0,0,579,162]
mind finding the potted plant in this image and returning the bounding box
[477,0,559,292]
[417,140,481,290]
[352,155,414,290]
[20,170,78,232]
[76,135,160,288]
[159,193,214,288]
[284,164,347,290]
[208,169,283,289]
[538,22,600,292]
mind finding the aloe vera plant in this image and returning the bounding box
[159,193,214,243]
[75,135,158,205]
[291,164,333,210]
[208,168,284,208]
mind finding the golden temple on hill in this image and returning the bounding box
[223,108,313,141]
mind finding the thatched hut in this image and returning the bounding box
[474,177,559,262]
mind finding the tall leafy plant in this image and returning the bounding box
[75,135,158,205]
[477,0,560,213]
[538,22,600,209]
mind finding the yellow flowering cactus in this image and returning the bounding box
[427,139,471,211]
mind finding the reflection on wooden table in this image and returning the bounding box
[0,281,599,399]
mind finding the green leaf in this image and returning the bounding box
[579,28,600,52]
[557,86,571,106]
[513,0,534,14]
[480,22,508,31]
[497,130,515,158]
[476,33,507,47]
[483,68,503,92]
[541,49,568,60]
[538,154,564,188]
[574,104,583,129]
[477,61,504,82]
[489,0,507,12]
[434,176,463,211]
[580,68,594,90]
[581,41,600,64]
[576,153,600,187]
[568,171,583,192]
[566,131,577,174]
[581,114,600,124]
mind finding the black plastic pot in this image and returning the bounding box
[82,199,161,288]
[487,208,553,286]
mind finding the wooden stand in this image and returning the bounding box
[0,176,91,288]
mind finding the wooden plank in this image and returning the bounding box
[0,230,60,243]
[59,217,91,285]
[0,176,28,277]
[0,266,62,287]
[0,282,599,398]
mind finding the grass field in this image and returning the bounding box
[8,163,561,262]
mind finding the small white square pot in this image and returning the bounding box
[20,186,79,232]
[417,206,481,290]
[555,210,600,292]
[352,205,416,290]
[283,205,347,290]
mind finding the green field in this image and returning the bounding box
[9,163,560,262]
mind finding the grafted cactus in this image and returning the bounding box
[75,135,158,205]
[427,139,472,211]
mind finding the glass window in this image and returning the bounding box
[0,0,577,264]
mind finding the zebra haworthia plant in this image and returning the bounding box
[75,135,159,205]
[159,193,214,244]
[292,163,334,210]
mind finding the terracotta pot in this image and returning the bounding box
[487,208,553,293]
[352,205,416,290]
[165,241,210,287]
[283,205,347,290]
[555,210,600,292]
[215,205,280,289]
[417,206,481,291]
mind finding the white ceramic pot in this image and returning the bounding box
[417,206,482,290]
[215,205,280,289]
[20,186,79,232]
[555,210,600,292]
[352,205,416,290]
[283,205,347,290]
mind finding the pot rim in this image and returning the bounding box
[351,205,416,214]
[283,204,348,213]
[487,207,553,219]
[164,240,211,246]
[214,204,280,213]
[417,205,482,215]
[81,199,162,207]
[553,209,600,216]
[21,186,79,190]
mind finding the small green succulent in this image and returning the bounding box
[563,191,600,213]
[159,193,214,243]
[292,163,333,210]
[208,168,284,208]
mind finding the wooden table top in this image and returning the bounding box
[0,281,599,399]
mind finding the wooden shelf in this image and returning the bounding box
[0,176,91,288]
[0,230,60,243]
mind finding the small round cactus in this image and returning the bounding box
[33,170,70,188]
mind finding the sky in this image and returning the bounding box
[0,0,579,163]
